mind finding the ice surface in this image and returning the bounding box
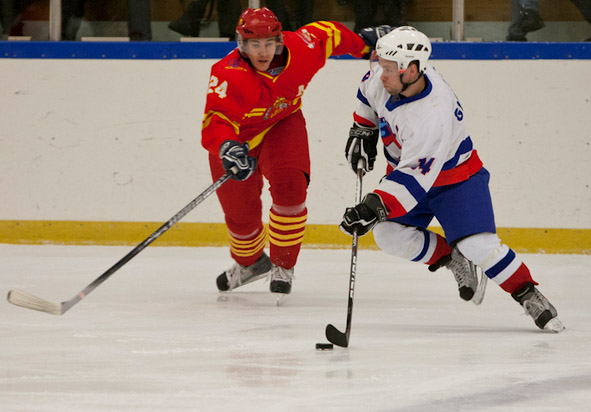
[1,244,590,411]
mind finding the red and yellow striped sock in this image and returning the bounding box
[269,208,307,269]
[229,226,268,267]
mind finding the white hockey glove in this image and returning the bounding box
[219,140,257,181]
[340,193,388,237]
[345,126,380,173]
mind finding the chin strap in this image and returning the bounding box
[399,71,424,93]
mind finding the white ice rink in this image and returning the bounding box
[1,244,590,411]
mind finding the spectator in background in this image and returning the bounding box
[506,0,544,41]
[507,0,591,41]
[266,0,315,30]
[570,0,591,40]
[293,0,315,29]
[265,0,292,30]
[169,0,241,39]
[352,0,407,33]
[62,0,85,40]
[127,0,152,40]
[0,0,24,36]
[62,0,151,40]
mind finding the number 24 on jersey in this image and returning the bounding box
[208,75,228,99]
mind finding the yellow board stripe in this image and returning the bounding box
[0,221,589,254]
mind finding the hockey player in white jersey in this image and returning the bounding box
[340,26,564,332]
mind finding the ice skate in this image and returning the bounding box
[512,282,565,333]
[216,252,272,292]
[429,247,487,305]
[268,264,294,295]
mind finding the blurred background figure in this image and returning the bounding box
[62,0,151,40]
[351,0,407,33]
[266,0,315,30]
[169,0,315,39]
[570,0,591,40]
[506,0,544,41]
[0,0,25,37]
[168,0,241,39]
[507,0,591,41]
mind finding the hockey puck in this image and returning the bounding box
[315,343,334,350]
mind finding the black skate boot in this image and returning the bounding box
[429,247,487,305]
[268,264,294,295]
[216,252,272,292]
[512,282,565,332]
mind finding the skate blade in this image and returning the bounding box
[217,291,284,307]
[544,317,566,333]
[471,269,488,306]
[273,293,289,306]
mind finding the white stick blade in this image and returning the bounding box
[7,290,63,315]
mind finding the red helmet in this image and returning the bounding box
[236,7,282,39]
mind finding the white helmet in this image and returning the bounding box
[375,26,431,73]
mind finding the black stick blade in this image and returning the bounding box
[325,324,349,348]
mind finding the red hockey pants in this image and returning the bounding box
[209,110,310,268]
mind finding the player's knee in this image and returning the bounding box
[456,232,506,267]
[373,221,419,259]
[268,169,309,206]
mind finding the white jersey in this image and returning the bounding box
[354,64,483,218]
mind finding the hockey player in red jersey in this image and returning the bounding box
[202,7,371,295]
[340,27,564,332]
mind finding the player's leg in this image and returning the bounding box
[209,154,271,291]
[258,111,311,294]
[372,219,481,301]
[456,232,563,331]
[372,221,450,265]
[437,168,564,331]
[372,190,483,302]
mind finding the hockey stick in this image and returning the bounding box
[7,168,236,316]
[325,160,365,347]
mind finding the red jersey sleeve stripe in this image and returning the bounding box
[374,190,407,219]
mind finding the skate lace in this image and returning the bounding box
[447,250,476,289]
[522,290,551,320]
[268,266,295,283]
[225,263,249,290]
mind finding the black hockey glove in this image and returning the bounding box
[359,25,395,58]
[340,193,388,237]
[219,140,257,181]
[345,126,380,173]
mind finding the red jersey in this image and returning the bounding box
[201,21,369,155]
